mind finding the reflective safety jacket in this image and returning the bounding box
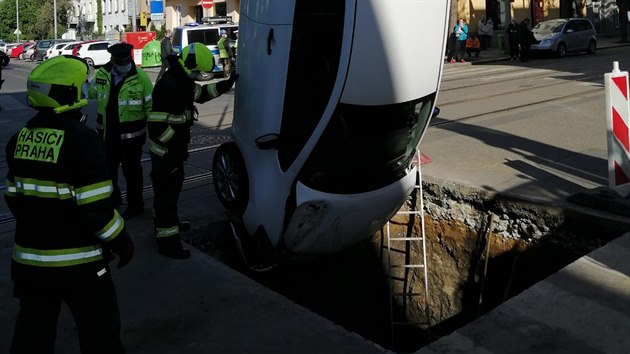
[88,63,153,142]
[218,37,232,59]
[5,110,128,285]
[148,56,234,161]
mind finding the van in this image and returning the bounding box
[171,16,237,80]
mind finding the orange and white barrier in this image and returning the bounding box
[605,61,630,197]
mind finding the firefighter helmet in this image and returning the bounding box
[27,55,89,114]
[180,42,215,73]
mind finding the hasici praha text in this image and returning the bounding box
[14,128,65,163]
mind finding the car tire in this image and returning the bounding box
[586,40,596,54]
[212,142,249,214]
[29,54,34,61]
[19,53,24,60]
[196,71,215,81]
[84,58,95,71]
[557,43,567,58]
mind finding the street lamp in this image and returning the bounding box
[54,0,58,39]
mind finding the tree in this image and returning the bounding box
[617,0,629,43]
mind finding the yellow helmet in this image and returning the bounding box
[27,55,89,114]
[180,42,215,73]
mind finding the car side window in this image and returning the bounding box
[565,21,576,33]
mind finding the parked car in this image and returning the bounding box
[32,39,72,61]
[46,41,78,59]
[9,43,31,58]
[20,43,37,60]
[530,18,597,57]
[0,41,9,54]
[171,17,237,80]
[59,42,82,56]
[73,40,117,68]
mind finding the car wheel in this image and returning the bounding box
[587,40,596,54]
[84,58,95,70]
[19,53,24,60]
[557,43,567,58]
[29,54,34,61]
[196,71,215,81]
[212,142,249,213]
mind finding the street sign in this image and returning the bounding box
[201,0,214,9]
[605,61,630,197]
[14,28,21,35]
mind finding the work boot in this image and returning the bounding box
[157,237,191,259]
[122,205,144,219]
[178,221,191,232]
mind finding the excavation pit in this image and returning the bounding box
[185,179,627,353]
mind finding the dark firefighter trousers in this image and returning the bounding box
[11,271,125,354]
[150,153,185,241]
[105,138,144,209]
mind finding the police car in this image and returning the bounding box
[171,16,237,80]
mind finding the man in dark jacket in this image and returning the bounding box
[148,43,237,259]
[6,55,134,354]
[156,29,173,82]
[517,18,533,62]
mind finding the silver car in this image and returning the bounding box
[530,18,597,57]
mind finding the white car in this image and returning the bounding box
[73,40,118,68]
[212,0,448,261]
[46,41,79,60]
[59,42,81,56]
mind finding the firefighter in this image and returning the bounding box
[6,55,134,354]
[149,43,237,259]
[87,42,153,219]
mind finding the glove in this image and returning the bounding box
[216,73,239,95]
[111,232,134,269]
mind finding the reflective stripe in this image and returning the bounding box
[13,244,103,267]
[156,226,179,238]
[145,94,152,102]
[120,127,147,140]
[208,83,219,99]
[74,181,113,206]
[157,126,175,143]
[5,180,16,196]
[149,139,167,156]
[12,177,74,200]
[118,99,143,106]
[148,112,187,124]
[96,210,124,242]
[194,85,202,101]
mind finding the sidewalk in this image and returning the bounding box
[450,34,628,64]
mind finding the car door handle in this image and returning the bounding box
[267,28,274,55]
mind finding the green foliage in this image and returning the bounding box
[0,0,72,41]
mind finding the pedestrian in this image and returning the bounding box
[517,18,533,62]
[477,16,489,50]
[86,42,153,219]
[156,29,173,82]
[445,31,457,62]
[148,43,237,259]
[6,55,134,354]
[451,18,468,63]
[466,34,481,57]
[217,29,234,79]
[506,18,520,61]
[485,17,494,49]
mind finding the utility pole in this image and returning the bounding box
[53,0,58,39]
[131,0,137,32]
[15,0,20,42]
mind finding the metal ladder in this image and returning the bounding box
[383,150,431,348]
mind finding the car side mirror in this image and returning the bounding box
[566,29,574,33]
[255,133,281,150]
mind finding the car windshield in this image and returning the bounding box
[533,21,565,35]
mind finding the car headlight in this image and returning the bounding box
[540,39,553,47]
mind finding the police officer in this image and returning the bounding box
[217,29,234,79]
[6,55,134,354]
[87,42,153,219]
[148,43,237,259]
